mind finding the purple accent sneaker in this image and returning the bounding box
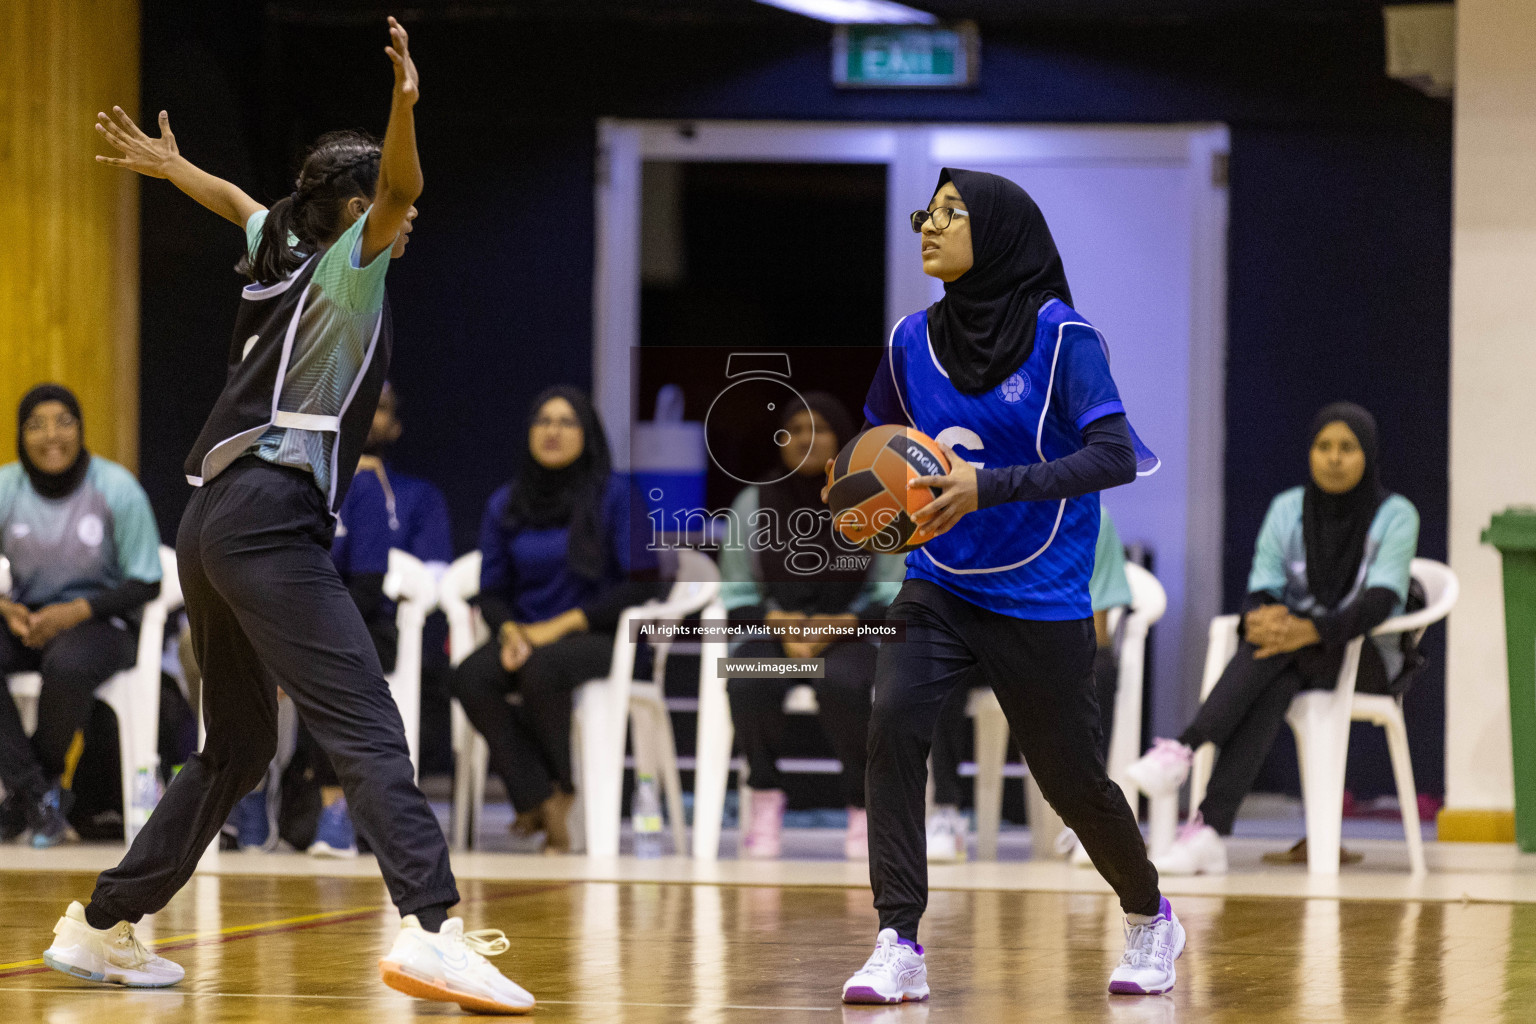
[842,928,929,1004]
[1108,897,1185,995]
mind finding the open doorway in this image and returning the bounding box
[598,119,1228,742]
[637,161,885,512]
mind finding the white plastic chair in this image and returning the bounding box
[969,562,1166,860]
[3,545,183,847]
[1179,558,1456,875]
[440,551,491,850]
[585,547,719,857]
[381,548,440,781]
[440,548,720,856]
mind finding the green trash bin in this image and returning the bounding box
[1482,507,1536,852]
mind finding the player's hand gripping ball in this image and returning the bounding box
[825,425,952,553]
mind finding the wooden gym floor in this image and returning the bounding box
[1,867,1532,1023]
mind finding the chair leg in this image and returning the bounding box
[470,734,489,852]
[1025,771,1066,860]
[568,710,587,854]
[578,681,627,858]
[1382,712,1427,875]
[1147,788,1179,860]
[972,696,1009,862]
[450,700,472,852]
[652,701,689,857]
[1288,695,1346,877]
[692,656,733,861]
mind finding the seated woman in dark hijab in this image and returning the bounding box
[449,386,663,854]
[0,384,162,847]
[1125,402,1419,875]
[717,392,905,862]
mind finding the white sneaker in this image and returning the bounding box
[1152,819,1228,876]
[925,807,967,863]
[379,915,535,1014]
[1108,897,1185,995]
[43,901,184,987]
[1125,739,1194,796]
[842,928,929,1004]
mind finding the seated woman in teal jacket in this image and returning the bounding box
[0,385,162,848]
[1126,402,1418,875]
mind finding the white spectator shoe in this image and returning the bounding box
[842,928,930,1004]
[1125,739,1194,796]
[925,807,968,863]
[43,901,184,987]
[1108,897,1185,995]
[380,915,535,1014]
[1153,819,1229,876]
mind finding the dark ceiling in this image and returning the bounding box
[268,0,1442,26]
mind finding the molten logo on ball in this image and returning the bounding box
[825,425,951,554]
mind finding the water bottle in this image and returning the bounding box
[127,765,159,843]
[632,773,665,859]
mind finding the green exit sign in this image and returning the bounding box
[833,22,978,89]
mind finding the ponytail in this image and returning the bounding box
[237,130,382,286]
[242,192,306,283]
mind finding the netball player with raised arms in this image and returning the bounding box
[838,169,1181,1002]
[47,18,534,1014]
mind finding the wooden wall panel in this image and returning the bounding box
[0,0,140,470]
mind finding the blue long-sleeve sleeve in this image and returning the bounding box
[975,413,1136,508]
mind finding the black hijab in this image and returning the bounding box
[17,384,89,500]
[757,392,867,614]
[926,168,1074,395]
[502,386,611,581]
[1302,402,1389,609]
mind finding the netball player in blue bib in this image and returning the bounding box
[53,19,534,1014]
[839,169,1181,1003]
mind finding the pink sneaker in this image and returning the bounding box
[1126,738,1194,796]
[845,807,868,860]
[742,788,786,859]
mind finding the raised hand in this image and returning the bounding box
[385,16,419,104]
[95,107,179,178]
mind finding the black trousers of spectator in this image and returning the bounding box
[727,639,876,808]
[929,646,1119,808]
[0,621,136,800]
[869,580,1159,940]
[449,630,615,813]
[91,458,457,923]
[1180,639,1390,836]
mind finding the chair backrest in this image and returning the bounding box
[440,550,486,667]
[640,547,723,691]
[668,548,722,611]
[1371,557,1458,646]
[1198,614,1242,702]
[1123,561,1167,627]
[155,545,183,612]
[384,548,439,612]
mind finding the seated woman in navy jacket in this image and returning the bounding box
[450,386,661,853]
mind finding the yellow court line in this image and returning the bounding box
[0,904,386,972]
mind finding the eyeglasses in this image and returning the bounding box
[22,413,78,435]
[909,207,969,233]
[533,416,581,431]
